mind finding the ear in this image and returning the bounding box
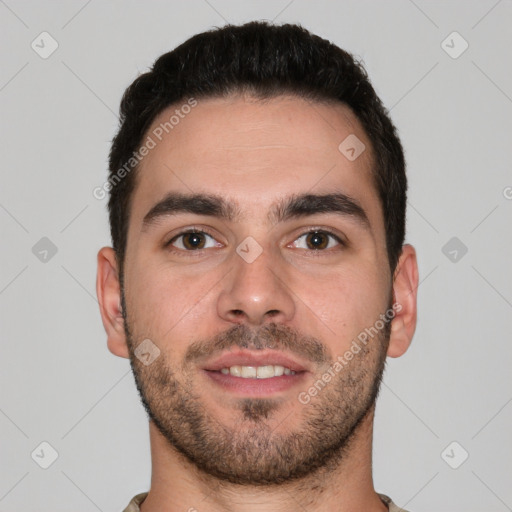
[96,247,129,358]
[387,244,419,358]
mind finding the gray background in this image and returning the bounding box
[1,1,511,511]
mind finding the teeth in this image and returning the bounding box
[273,365,284,377]
[256,365,274,378]
[219,365,296,378]
[242,366,257,378]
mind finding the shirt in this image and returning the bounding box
[123,492,410,511]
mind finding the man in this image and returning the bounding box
[96,21,418,512]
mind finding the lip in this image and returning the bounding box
[201,349,310,373]
[203,369,307,396]
[201,350,312,397]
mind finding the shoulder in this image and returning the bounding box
[377,493,411,512]
[122,492,149,512]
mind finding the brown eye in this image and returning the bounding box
[169,231,219,251]
[182,232,206,249]
[305,232,329,250]
[291,230,342,251]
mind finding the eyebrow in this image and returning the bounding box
[141,192,371,232]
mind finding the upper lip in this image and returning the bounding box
[202,350,310,373]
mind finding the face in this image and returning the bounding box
[117,94,398,484]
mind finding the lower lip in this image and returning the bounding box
[203,370,308,396]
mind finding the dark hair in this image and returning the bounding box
[108,21,407,280]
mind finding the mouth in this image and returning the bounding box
[201,350,310,397]
[218,364,297,378]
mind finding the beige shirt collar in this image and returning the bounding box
[123,492,410,511]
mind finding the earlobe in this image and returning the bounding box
[387,244,419,358]
[96,247,130,359]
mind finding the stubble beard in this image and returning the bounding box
[122,295,391,486]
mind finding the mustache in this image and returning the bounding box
[183,323,330,368]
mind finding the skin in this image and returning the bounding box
[97,93,418,512]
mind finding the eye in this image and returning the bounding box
[291,230,343,251]
[167,230,221,251]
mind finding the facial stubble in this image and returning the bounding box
[122,294,391,486]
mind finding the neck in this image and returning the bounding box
[140,405,387,512]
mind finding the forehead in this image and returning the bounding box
[130,94,383,235]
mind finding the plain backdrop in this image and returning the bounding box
[1,1,511,511]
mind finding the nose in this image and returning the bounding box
[216,244,296,326]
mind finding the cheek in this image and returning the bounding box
[293,264,387,351]
[125,259,221,341]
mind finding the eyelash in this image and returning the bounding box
[164,227,346,255]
